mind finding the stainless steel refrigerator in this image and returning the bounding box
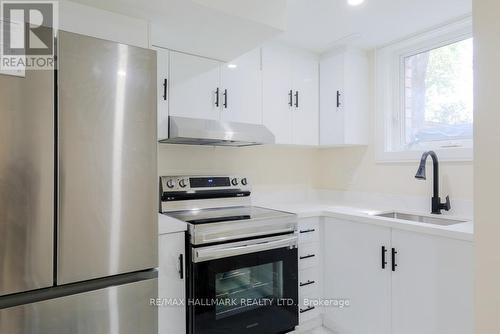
[0,31,158,333]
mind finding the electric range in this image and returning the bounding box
[160,175,299,334]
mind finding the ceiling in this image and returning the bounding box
[66,0,472,54]
[278,0,472,52]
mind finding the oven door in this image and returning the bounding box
[189,234,299,334]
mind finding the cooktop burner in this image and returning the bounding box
[167,206,291,225]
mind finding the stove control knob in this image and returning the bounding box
[241,178,248,186]
[166,179,175,189]
[231,178,239,186]
[179,179,187,188]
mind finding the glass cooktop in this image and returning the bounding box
[166,206,293,225]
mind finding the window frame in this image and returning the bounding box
[375,16,473,162]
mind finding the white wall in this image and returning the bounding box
[474,0,500,332]
[158,145,319,189]
[316,146,473,200]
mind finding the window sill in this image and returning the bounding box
[375,147,473,163]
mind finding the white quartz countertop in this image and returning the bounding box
[158,194,473,242]
[257,201,474,242]
[158,213,188,235]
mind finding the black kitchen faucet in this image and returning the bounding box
[415,151,451,215]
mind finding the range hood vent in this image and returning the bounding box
[159,116,275,147]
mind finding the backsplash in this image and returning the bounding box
[158,144,319,188]
[158,144,473,202]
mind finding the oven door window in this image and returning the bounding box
[215,261,284,319]
[190,247,298,334]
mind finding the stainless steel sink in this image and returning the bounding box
[374,212,467,226]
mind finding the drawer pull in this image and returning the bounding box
[299,280,316,287]
[300,229,316,234]
[300,254,316,260]
[299,306,316,314]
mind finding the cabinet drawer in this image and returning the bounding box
[299,267,319,289]
[299,303,320,323]
[299,268,320,305]
[299,219,320,244]
[299,243,320,270]
[299,283,320,304]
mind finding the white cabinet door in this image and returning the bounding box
[292,51,319,145]
[169,51,221,120]
[262,44,293,144]
[391,230,474,334]
[319,52,345,145]
[159,232,186,334]
[220,48,263,125]
[343,50,369,145]
[323,218,391,334]
[155,47,169,140]
[319,48,369,146]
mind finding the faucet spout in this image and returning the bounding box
[415,151,451,215]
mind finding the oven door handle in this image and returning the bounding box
[193,235,298,263]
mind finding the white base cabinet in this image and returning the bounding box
[298,218,323,326]
[322,217,473,334]
[322,219,391,334]
[158,232,186,334]
[391,229,474,334]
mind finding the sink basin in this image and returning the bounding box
[374,212,467,226]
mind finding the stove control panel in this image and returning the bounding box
[160,175,251,201]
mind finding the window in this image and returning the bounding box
[403,39,473,149]
[376,17,473,161]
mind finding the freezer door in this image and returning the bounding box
[0,278,157,334]
[57,31,158,284]
[0,69,54,295]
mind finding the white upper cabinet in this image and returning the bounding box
[262,44,294,144]
[220,48,263,125]
[291,51,319,146]
[391,230,474,334]
[168,49,264,125]
[169,51,221,120]
[320,47,369,146]
[155,47,169,140]
[262,43,319,145]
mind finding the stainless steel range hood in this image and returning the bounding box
[159,116,275,146]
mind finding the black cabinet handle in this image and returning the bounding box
[294,91,299,108]
[178,254,184,279]
[215,88,220,107]
[381,246,387,269]
[300,254,315,260]
[300,229,316,234]
[300,280,316,287]
[163,78,168,101]
[336,90,341,108]
[288,90,293,107]
[223,89,228,109]
[300,306,315,314]
[391,248,398,272]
